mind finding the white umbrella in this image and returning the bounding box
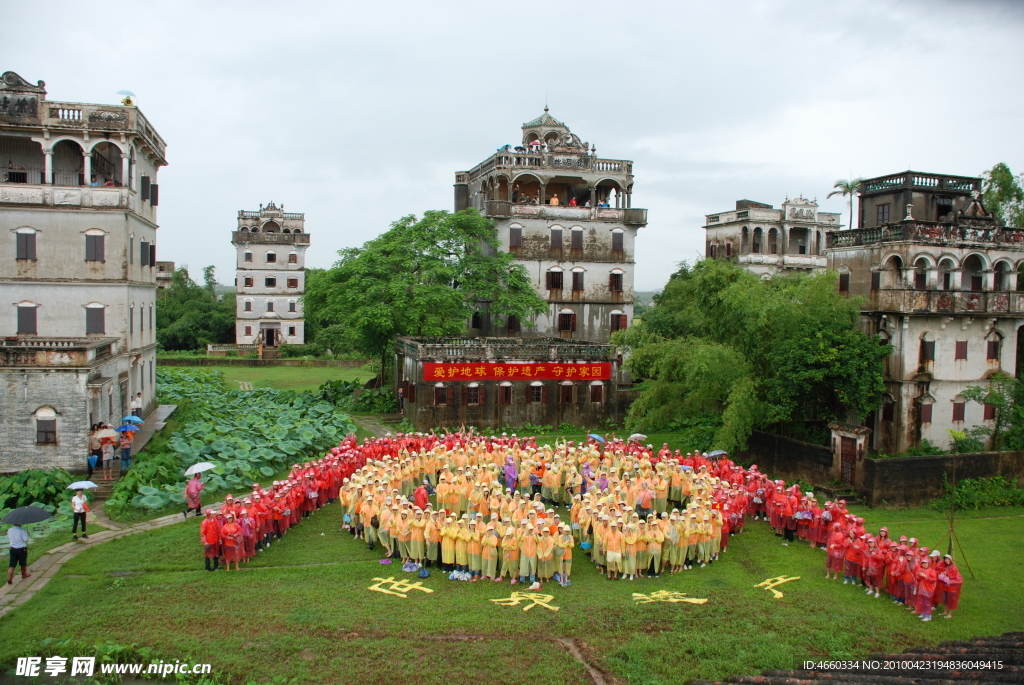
[185,462,218,476]
[628,433,647,442]
[67,481,98,490]
[95,428,117,439]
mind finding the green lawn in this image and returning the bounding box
[2,497,1020,685]
[213,365,375,393]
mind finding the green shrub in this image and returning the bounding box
[317,380,397,413]
[107,369,356,512]
[0,469,75,510]
[277,343,324,359]
[930,475,1024,511]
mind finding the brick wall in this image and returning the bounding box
[861,451,1024,507]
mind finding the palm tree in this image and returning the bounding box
[827,178,863,230]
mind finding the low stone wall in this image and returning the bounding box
[861,451,1024,507]
[157,358,369,368]
[734,430,834,484]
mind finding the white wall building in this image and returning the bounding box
[232,202,308,346]
[704,197,842,277]
[454,111,646,342]
[0,70,167,471]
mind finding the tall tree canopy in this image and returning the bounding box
[304,210,547,381]
[982,163,1024,228]
[614,260,891,450]
[156,267,236,351]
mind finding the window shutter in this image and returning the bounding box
[17,306,37,335]
[541,385,549,403]
[551,229,562,249]
[448,387,456,406]
[984,403,996,420]
[871,272,881,291]
[955,341,968,360]
[920,340,935,362]
[838,273,850,292]
[86,307,105,335]
[920,403,932,424]
[571,313,577,331]
[150,184,159,206]
[462,386,468,406]
[140,241,150,266]
[129,306,134,333]
[952,402,965,422]
[612,232,623,252]
[525,387,532,404]
[573,271,584,291]
[882,401,894,421]
[479,386,486,405]
[571,230,583,250]
[987,340,999,360]
[85,236,95,262]
[150,244,156,265]
[509,227,522,248]
[17,233,37,260]
[141,175,150,201]
[545,272,552,289]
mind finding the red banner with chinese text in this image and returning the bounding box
[423,362,612,382]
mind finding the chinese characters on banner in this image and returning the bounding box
[423,362,612,382]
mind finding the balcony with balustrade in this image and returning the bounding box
[0,337,119,368]
[827,222,1024,249]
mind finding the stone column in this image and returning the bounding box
[121,152,131,188]
[540,183,547,205]
[899,267,916,289]
[946,268,962,291]
[982,268,996,292]
[43,149,53,184]
[83,151,92,187]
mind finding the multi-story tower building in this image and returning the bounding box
[0,70,167,471]
[703,197,842,277]
[454,110,647,342]
[232,202,308,347]
[826,170,1023,461]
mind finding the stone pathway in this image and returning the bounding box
[0,504,223,619]
[236,381,254,391]
[130,404,177,455]
[351,415,390,438]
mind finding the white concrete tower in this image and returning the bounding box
[232,202,308,347]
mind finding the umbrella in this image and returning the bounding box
[95,428,117,439]
[121,416,144,423]
[184,462,218,476]
[628,433,647,442]
[705,450,728,458]
[116,90,136,96]
[67,481,98,490]
[587,433,606,444]
[2,506,51,526]
[116,425,139,432]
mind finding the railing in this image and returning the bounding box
[282,212,304,220]
[827,222,1024,248]
[0,184,132,209]
[38,101,167,161]
[231,231,310,245]
[398,337,614,361]
[469,152,632,178]
[53,108,82,122]
[872,289,1024,315]
[863,174,980,194]
[239,211,261,218]
[484,201,646,225]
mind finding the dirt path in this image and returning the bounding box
[351,415,391,438]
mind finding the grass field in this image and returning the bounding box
[2,497,1021,685]
[213,365,375,393]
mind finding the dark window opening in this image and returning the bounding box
[877,203,890,224]
[988,340,1000,360]
[471,312,481,329]
[466,386,480,405]
[943,272,951,290]
[882,401,894,422]
[609,273,623,292]
[725,242,732,257]
[17,306,37,334]
[506,315,520,336]
[288,253,298,264]
[572,271,584,292]
[550,229,562,249]
[590,384,604,403]
[560,384,573,404]
[612,232,623,253]
[558,312,576,332]
[243,277,253,287]
[289,301,296,313]
[244,252,253,262]
[920,403,933,424]
[838,273,850,293]
[984,403,996,421]
[498,385,512,404]
[510,227,522,253]
[528,385,546,403]
[920,340,935,363]
[287,278,298,289]
[610,314,628,332]
[288,326,296,336]
[952,402,965,423]
[265,277,277,287]
[571,229,583,252]
[971,275,983,291]
[140,241,150,266]
[871,272,881,291]
[86,307,105,335]
[546,271,563,291]
[244,301,252,312]
[955,341,968,360]
[36,419,57,445]
[266,252,277,263]
[266,301,275,312]
[915,271,927,290]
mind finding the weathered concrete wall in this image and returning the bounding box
[734,430,835,484]
[860,451,1024,507]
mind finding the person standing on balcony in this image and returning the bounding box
[511,184,520,203]
[569,196,578,207]
[549,194,560,206]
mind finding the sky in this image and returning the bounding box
[3,0,1023,291]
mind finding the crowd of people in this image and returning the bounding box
[191,431,963,619]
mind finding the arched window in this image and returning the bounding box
[263,221,280,233]
[84,228,105,263]
[610,309,627,332]
[434,382,452,406]
[558,308,576,336]
[571,266,585,292]
[995,260,1013,291]
[546,266,564,291]
[752,227,763,254]
[570,227,584,252]
[919,331,936,369]
[498,381,513,405]
[589,381,605,403]
[913,257,929,290]
[527,380,547,404]
[35,407,57,445]
[85,302,106,335]
[740,226,749,253]
[550,225,563,250]
[986,331,1002,363]
[282,228,291,234]
[962,255,985,291]
[611,228,624,254]
[609,268,624,294]
[239,226,250,232]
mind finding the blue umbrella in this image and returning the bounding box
[587,433,606,444]
[68,481,98,490]
[116,424,140,432]
[705,450,728,458]
[122,416,144,423]
[116,90,136,96]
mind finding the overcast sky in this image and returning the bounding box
[4,0,1022,291]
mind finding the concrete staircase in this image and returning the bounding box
[261,347,279,360]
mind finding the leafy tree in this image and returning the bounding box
[981,163,1024,228]
[156,267,236,351]
[303,210,547,384]
[315,324,350,359]
[827,178,863,229]
[614,260,890,449]
[961,373,1023,450]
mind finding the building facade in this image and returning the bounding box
[826,170,1023,457]
[703,197,841,277]
[454,111,647,342]
[0,70,167,471]
[232,202,308,346]
[154,261,175,290]
[395,337,627,431]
